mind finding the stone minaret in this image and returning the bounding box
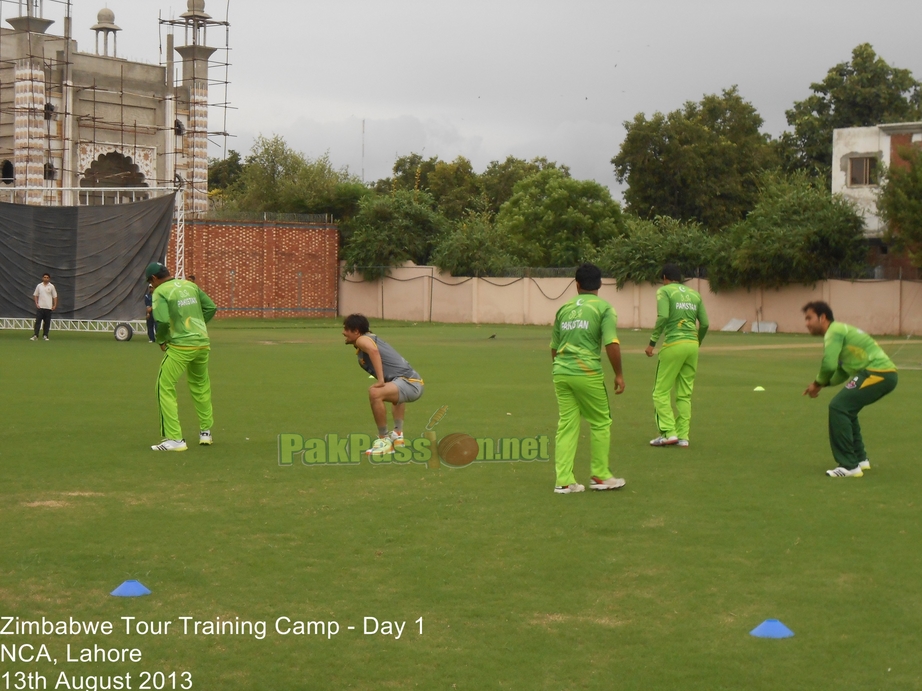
[175,0,216,217]
[91,8,121,57]
[7,3,54,204]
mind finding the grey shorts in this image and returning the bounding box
[394,377,424,404]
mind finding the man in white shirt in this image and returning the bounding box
[31,273,57,341]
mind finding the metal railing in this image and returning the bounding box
[0,186,177,206]
[0,318,146,332]
[203,210,335,224]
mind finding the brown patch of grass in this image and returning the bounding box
[22,500,69,508]
[529,612,628,629]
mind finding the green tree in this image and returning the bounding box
[878,146,922,266]
[373,153,442,194]
[286,153,368,219]
[222,136,366,218]
[208,150,243,190]
[479,156,567,215]
[431,212,517,276]
[228,135,305,212]
[597,216,714,288]
[612,87,776,231]
[427,156,481,220]
[784,44,922,181]
[340,190,449,280]
[708,171,867,291]
[495,168,624,267]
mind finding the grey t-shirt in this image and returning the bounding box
[356,334,421,381]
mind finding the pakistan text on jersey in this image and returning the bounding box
[176,297,198,307]
[561,320,590,330]
[675,302,697,311]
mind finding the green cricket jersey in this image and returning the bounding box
[152,278,217,348]
[649,282,709,348]
[550,294,619,377]
[816,321,896,386]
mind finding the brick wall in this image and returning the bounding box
[889,133,916,171]
[166,220,339,318]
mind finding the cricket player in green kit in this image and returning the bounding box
[145,262,217,452]
[550,263,626,494]
[802,301,898,477]
[645,264,709,447]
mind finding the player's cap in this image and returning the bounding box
[145,262,168,280]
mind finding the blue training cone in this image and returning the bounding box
[111,580,151,597]
[750,619,794,638]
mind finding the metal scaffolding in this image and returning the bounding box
[0,2,231,200]
[0,0,230,320]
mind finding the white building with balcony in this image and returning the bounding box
[831,122,922,238]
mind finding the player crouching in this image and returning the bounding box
[342,314,424,455]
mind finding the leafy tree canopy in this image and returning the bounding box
[612,87,776,231]
[427,157,482,221]
[372,153,441,195]
[784,44,922,181]
[597,216,714,288]
[431,212,517,277]
[208,150,243,190]
[495,168,624,267]
[479,156,568,215]
[340,190,449,280]
[216,135,366,218]
[708,171,867,291]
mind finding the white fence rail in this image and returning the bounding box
[0,318,145,333]
[0,186,177,206]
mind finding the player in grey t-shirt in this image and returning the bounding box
[343,314,424,456]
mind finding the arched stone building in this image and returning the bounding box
[0,0,220,216]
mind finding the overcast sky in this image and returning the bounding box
[19,0,922,195]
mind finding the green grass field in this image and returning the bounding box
[2,321,921,690]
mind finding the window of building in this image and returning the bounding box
[849,157,878,186]
[1,160,13,184]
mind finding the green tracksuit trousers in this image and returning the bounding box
[828,370,897,469]
[157,346,213,441]
[553,373,613,486]
[652,341,699,440]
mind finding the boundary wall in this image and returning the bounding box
[166,220,339,318]
[340,265,922,336]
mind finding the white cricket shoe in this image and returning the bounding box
[590,476,626,491]
[858,459,871,470]
[650,436,679,446]
[554,483,585,494]
[388,431,405,448]
[151,439,188,452]
[365,437,394,456]
[199,430,213,445]
[826,466,863,478]
[30,335,37,341]
[677,439,689,448]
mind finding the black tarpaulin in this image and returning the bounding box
[0,194,174,320]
